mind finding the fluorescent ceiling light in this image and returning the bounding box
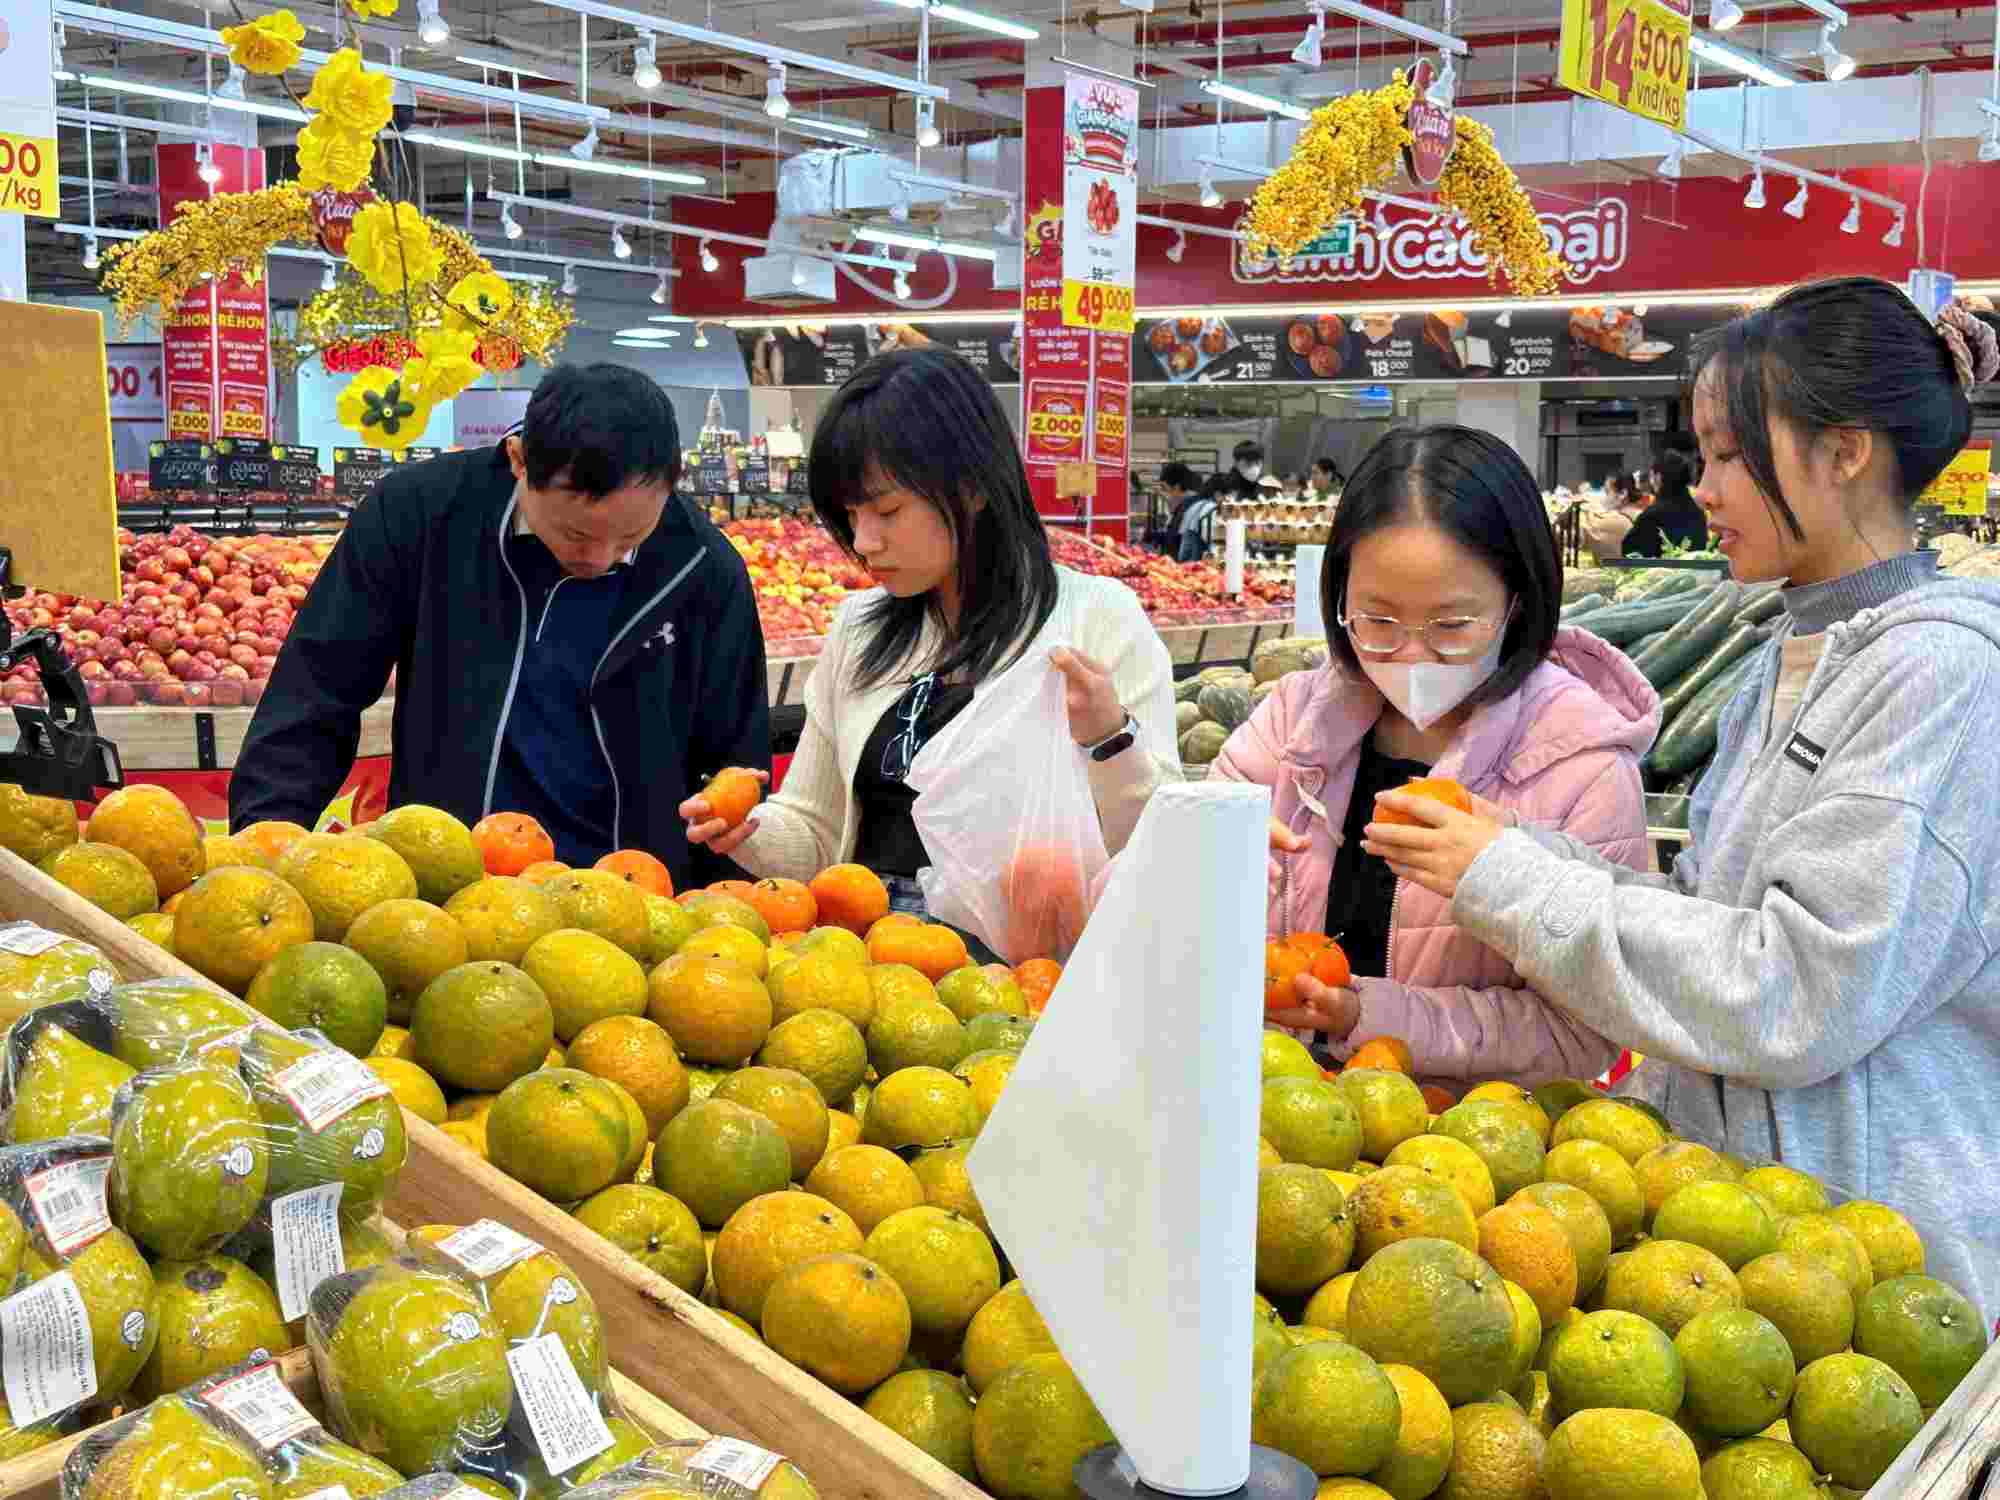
[71,72,308,120]
[878,0,1041,41]
[532,150,706,186]
[1200,80,1311,122]
[1689,34,1799,86]
[1310,0,1468,55]
[406,130,532,162]
[617,326,678,338]
[854,224,999,260]
[454,55,561,81]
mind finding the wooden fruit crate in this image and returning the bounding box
[0,846,981,1500]
[1865,1337,2000,1499]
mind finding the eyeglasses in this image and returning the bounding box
[880,672,937,781]
[1337,594,1515,659]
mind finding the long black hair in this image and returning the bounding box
[1688,276,1982,541]
[1319,425,1563,705]
[809,346,1059,688]
[1651,449,1697,510]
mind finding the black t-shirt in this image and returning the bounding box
[1325,737,1433,981]
[1624,496,1709,557]
[851,676,975,880]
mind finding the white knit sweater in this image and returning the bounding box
[731,566,1182,882]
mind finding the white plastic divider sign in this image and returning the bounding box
[1223,518,1248,597]
[1294,545,1327,639]
[967,780,1270,1494]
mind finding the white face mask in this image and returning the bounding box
[1238,462,1263,481]
[1358,630,1508,731]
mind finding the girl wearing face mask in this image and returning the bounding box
[1360,280,2000,1312]
[681,346,1179,958]
[1213,425,1662,1084]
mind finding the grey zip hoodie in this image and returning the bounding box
[1453,552,2000,1320]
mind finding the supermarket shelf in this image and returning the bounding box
[86,700,394,772]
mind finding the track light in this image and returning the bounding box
[196,146,222,186]
[791,262,808,288]
[611,224,632,259]
[1841,196,1861,233]
[915,96,941,149]
[416,0,450,48]
[561,263,578,295]
[632,31,660,90]
[216,63,246,100]
[1884,211,1905,247]
[893,268,911,299]
[1783,179,1809,219]
[1659,138,1684,180]
[1425,53,1456,109]
[699,239,719,273]
[1710,0,1743,29]
[766,63,790,120]
[694,325,709,347]
[1819,23,1855,81]
[1198,168,1221,209]
[81,234,99,271]
[1291,6,1324,67]
[1633,303,1650,318]
[320,260,336,291]
[1744,169,1766,210]
[1980,120,2000,164]
[1165,229,1186,264]
[501,203,523,240]
[571,123,599,161]
[997,203,1015,238]
[651,270,669,304]
[1373,201,1391,237]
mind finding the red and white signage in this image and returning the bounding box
[105,343,163,421]
[156,143,271,441]
[1403,59,1457,187]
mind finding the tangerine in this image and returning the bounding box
[1346,1035,1414,1074]
[518,860,572,884]
[1265,942,1312,1014]
[703,768,764,831]
[1286,932,1334,955]
[1310,943,1354,991]
[472,812,555,877]
[810,864,891,936]
[1014,958,1062,1013]
[1001,844,1088,960]
[746,877,817,935]
[173,866,315,994]
[236,821,310,866]
[86,784,205,900]
[1374,777,1474,826]
[595,849,674,898]
[869,923,971,984]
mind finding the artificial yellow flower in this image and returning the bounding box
[294,115,375,192]
[221,10,305,75]
[346,200,443,297]
[443,270,513,332]
[406,328,482,402]
[303,48,395,137]
[336,365,435,451]
[346,0,399,17]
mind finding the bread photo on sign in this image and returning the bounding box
[1423,310,1494,376]
[1569,305,1647,358]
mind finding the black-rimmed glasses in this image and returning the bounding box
[880,672,938,781]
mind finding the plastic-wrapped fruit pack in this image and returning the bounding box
[109,1058,270,1260]
[308,1226,648,1496]
[59,1350,406,1500]
[237,1025,408,1221]
[0,923,115,1033]
[563,1439,819,1500]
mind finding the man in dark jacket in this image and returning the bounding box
[230,363,770,888]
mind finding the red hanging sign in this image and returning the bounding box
[156,143,271,442]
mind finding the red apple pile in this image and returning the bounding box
[0,525,330,711]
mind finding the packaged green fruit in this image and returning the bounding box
[101,978,270,1071]
[240,1027,408,1219]
[561,1437,822,1500]
[134,1254,292,1403]
[23,1224,158,1406]
[0,921,114,1031]
[408,1228,608,1396]
[111,1060,270,1260]
[265,1427,406,1498]
[61,1389,272,1500]
[6,1017,133,1143]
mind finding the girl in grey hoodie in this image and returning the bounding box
[1363,277,2000,1320]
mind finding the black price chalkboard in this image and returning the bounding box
[147,439,214,495]
[215,438,274,494]
[333,446,391,505]
[272,445,322,499]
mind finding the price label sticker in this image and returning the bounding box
[269,1183,346,1322]
[1059,279,1135,334]
[270,1046,391,1133]
[688,1437,785,1493]
[435,1220,544,1279]
[22,1156,112,1258]
[0,1272,97,1426]
[296,1489,353,1500]
[506,1333,614,1477]
[0,925,66,957]
[201,1360,320,1451]
[0,133,58,218]
[1558,0,1691,129]
[1925,443,1992,517]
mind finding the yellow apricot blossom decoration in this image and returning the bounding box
[336,366,434,450]
[220,10,305,75]
[295,116,375,193]
[406,327,483,402]
[1436,116,1565,296]
[303,49,395,136]
[347,200,443,297]
[346,0,399,18]
[443,271,513,332]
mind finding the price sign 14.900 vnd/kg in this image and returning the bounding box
[1558,0,1691,130]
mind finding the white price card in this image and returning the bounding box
[0,1271,96,1426]
[688,1437,785,1493]
[22,1156,112,1258]
[435,1220,543,1279]
[201,1360,319,1451]
[506,1333,613,1477]
[270,1047,390,1132]
[269,1183,346,1322]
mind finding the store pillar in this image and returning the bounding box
[1456,383,1541,470]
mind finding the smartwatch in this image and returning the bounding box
[1085,712,1140,763]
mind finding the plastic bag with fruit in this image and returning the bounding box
[564,1437,820,1500]
[907,648,1108,964]
[309,1227,647,1491]
[0,920,114,1033]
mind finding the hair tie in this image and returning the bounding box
[1937,300,2000,393]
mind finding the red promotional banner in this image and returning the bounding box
[156,143,271,441]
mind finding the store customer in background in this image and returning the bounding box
[1149,461,1207,554]
[231,363,770,887]
[1365,280,2000,1311]
[1215,425,1661,1084]
[1177,478,1224,562]
[1210,439,1267,503]
[682,346,1178,957]
[1309,457,1344,499]
[1623,449,1709,556]
[1581,471,1649,562]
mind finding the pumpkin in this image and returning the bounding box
[1179,722,1229,765]
[1175,702,1202,734]
[1250,636,1329,685]
[1197,682,1253,732]
[1174,675,1207,705]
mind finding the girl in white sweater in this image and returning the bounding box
[682,347,1179,958]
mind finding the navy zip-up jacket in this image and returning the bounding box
[229,444,771,890]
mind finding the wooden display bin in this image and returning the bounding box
[0,847,979,1500]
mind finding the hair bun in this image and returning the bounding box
[1938,301,2000,392]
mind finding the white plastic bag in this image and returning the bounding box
[907,648,1108,964]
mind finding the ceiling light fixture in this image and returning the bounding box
[1884,210,1905,246]
[790,261,808,287]
[1710,0,1744,29]
[1744,168,1766,209]
[416,0,450,48]
[1308,0,1468,55]
[1659,137,1685,179]
[81,234,99,270]
[1982,120,2000,164]
[1291,5,1325,67]
[1165,229,1186,263]
[876,0,1041,41]
[1199,167,1222,209]
[632,31,661,90]
[501,203,523,240]
[1199,80,1312,122]
[571,122,600,160]
[699,239,720,272]
[854,224,1000,260]
[1841,196,1861,233]
[561,263,578,295]
[532,151,706,186]
[216,62,246,100]
[1689,34,1800,86]
[1425,53,1456,108]
[71,72,310,120]
[916,95,942,148]
[406,130,532,163]
[611,224,633,260]
[893,268,912,298]
[1783,179,1809,219]
[321,260,337,290]
[1818,23,1855,80]
[196,145,222,186]
[651,270,670,303]
[766,63,790,119]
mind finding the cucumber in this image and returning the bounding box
[1633,581,1743,689]
[1559,593,1607,622]
[1627,630,1671,659]
[1656,620,1775,728]
[1737,585,1787,625]
[1630,569,1707,602]
[1647,648,1767,775]
[1580,589,1717,646]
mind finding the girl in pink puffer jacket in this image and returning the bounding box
[1213,425,1662,1087]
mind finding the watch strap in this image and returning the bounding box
[1087,713,1140,763]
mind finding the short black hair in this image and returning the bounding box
[1605,470,1635,500]
[1658,430,1699,460]
[1158,462,1203,493]
[1312,458,1340,480]
[1233,440,1265,466]
[520,363,682,498]
[1319,425,1562,705]
[1688,275,1982,540]
[1653,449,1696,508]
[809,346,1059,689]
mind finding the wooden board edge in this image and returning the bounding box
[0,845,223,992]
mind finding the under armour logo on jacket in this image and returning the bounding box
[657,622,677,649]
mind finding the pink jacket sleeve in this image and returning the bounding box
[1334,754,1646,1087]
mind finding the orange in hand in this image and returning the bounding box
[473,812,555,877]
[1309,942,1352,991]
[596,849,674,898]
[1264,942,1313,1015]
[746,877,817,935]
[1014,957,1062,1014]
[1285,932,1334,956]
[1375,776,1473,826]
[1345,1034,1414,1075]
[810,864,891,936]
[702,767,764,831]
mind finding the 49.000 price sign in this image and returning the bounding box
[1060,280,1135,334]
[1558,0,1691,130]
